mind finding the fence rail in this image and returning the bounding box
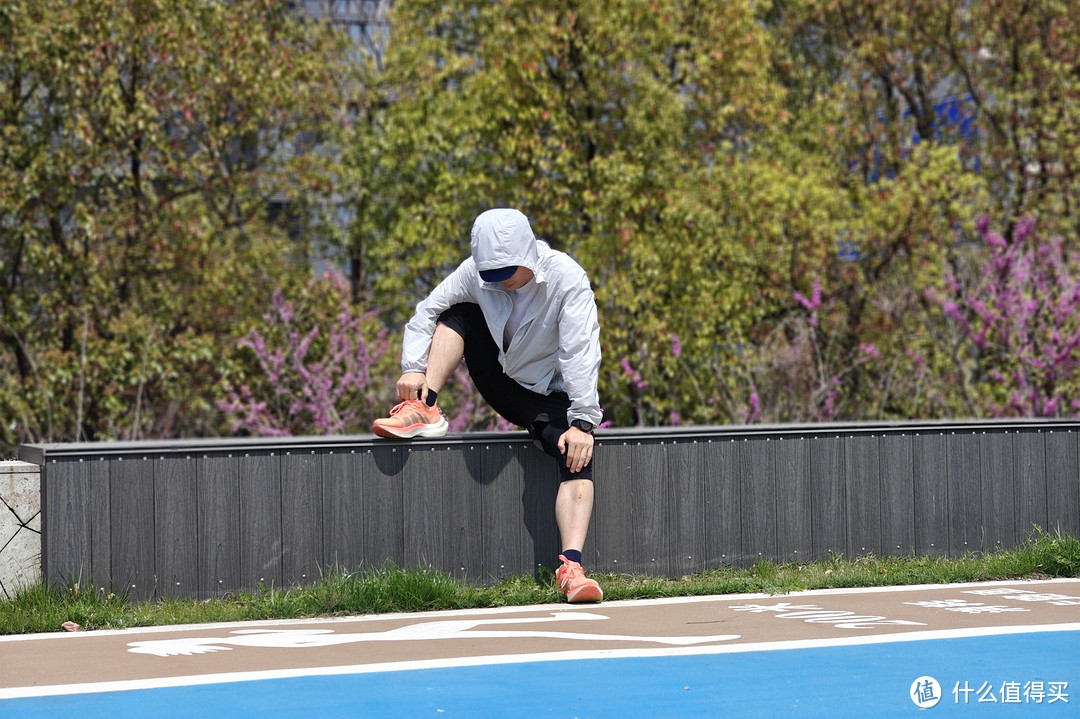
[20,418,1079,601]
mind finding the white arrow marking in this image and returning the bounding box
[128,612,740,657]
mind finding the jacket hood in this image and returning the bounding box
[470,209,540,277]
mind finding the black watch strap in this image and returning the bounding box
[571,419,595,434]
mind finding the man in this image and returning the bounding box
[371,208,604,603]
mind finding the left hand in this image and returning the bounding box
[557,426,594,474]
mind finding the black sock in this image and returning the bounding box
[424,389,438,407]
[562,549,582,564]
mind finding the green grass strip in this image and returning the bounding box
[2,528,1076,636]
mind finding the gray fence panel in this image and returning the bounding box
[980,431,1015,550]
[478,442,524,582]
[634,440,667,576]
[705,438,742,566]
[947,432,984,554]
[810,436,845,558]
[1014,430,1047,539]
[1044,429,1079,536]
[23,420,1080,599]
[42,459,90,589]
[880,433,915,555]
[846,434,881,557]
[363,445,405,570]
[88,458,112,594]
[110,457,155,601]
[155,455,197,598]
[742,437,777,565]
[402,445,446,574]
[775,436,812,564]
[665,438,706,576]
[197,453,240,598]
[239,451,283,591]
[324,449,363,571]
[399,442,487,578]
[913,432,949,555]
[281,450,323,586]
[592,439,634,573]
[442,444,484,580]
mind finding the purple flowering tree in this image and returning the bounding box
[932,216,1080,417]
[219,276,393,436]
[220,275,519,436]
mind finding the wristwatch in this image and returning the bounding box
[570,419,595,434]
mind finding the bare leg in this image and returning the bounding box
[556,479,594,553]
[425,322,465,394]
[430,315,595,555]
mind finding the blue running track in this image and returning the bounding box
[4,629,1077,717]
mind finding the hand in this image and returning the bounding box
[396,372,429,402]
[558,426,594,474]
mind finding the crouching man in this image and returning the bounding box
[372,208,603,602]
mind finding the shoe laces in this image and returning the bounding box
[389,399,424,416]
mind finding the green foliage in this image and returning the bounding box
[0,0,354,454]
[351,0,790,426]
[2,0,1076,453]
[337,0,1077,428]
[747,0,1078,423]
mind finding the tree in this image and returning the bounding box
[344,0,796,427]
[726,0,1078,423]
[929,216,1080,417]
[0,0,354,454]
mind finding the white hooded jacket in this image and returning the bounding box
[401,209,602,427]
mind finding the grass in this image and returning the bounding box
[2,528,1077,636]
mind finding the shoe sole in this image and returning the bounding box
[372,417,449,439]
[566,584,604,603]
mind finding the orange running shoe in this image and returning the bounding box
[555,554,603,603]
[371,399,448,439]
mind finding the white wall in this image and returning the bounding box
[0,461,41,600]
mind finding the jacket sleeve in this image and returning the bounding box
[557,275,603,426]
[400,260,478,374]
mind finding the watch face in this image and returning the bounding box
[572,420,595,433]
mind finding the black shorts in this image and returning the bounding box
[438,303,593,482]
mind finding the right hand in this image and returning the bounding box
[396,372,429,403]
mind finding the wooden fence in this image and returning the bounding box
[19,418,1079,601]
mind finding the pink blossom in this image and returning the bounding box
[942,301,964,323]
[621,358,647,390]
[794,277,822,311]
[744,389,761,424]
[938,215,1079,418]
